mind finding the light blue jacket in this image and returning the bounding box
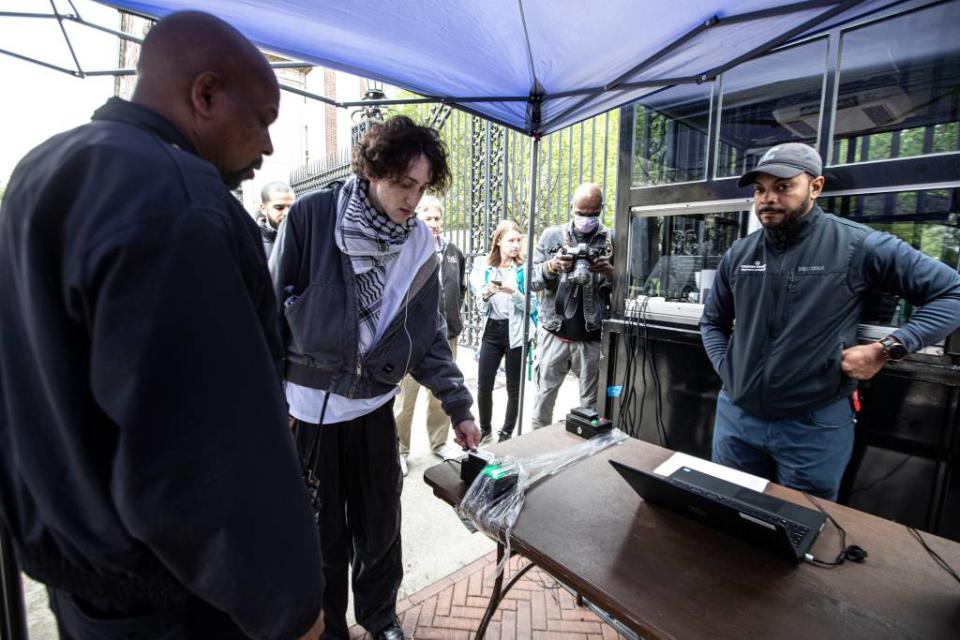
[470,261,538,349]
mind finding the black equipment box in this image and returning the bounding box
[461,449,495,485]
[565,406,613,438]
[460,450,519,499]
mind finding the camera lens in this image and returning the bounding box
[570,259,591,286]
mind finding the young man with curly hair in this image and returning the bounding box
[271,115,479,640]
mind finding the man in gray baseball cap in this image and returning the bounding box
[737,142,826,240]
[700,142,960,501]
[737,141,823,187]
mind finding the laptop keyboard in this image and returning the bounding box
[672,479,810,551]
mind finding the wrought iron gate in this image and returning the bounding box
[290,103,620,350]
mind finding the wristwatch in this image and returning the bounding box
[879,336,908,361]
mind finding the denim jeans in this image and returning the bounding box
[712,390,855,500]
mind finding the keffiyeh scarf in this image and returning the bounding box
[336,176,416,354]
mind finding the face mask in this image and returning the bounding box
[573,214,599,234]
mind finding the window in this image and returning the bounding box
[832,1,960,165]
[626,210,750,304]
[631,83,712,187]
[716,38,828,179]
[821,188,960,327]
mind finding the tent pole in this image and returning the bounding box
[516,134,540,436]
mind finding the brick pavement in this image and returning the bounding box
[349,551,630,640]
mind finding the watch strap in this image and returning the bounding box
[880,336,907,361]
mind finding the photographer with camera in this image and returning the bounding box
[530,183,613,429]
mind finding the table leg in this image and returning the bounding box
[475,543,536,639]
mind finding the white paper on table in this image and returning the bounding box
[653,452,768,492]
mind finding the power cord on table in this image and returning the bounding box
[907,525,960,585]
[801,493,868,567]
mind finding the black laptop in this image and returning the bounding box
[609,460,826,562]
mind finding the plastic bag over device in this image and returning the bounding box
[457,429,628,575]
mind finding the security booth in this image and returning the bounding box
[601,0,960,541]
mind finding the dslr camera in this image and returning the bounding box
[555,242,610,286]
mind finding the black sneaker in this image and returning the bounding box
[497,430,512,442]
[480,427,493,444]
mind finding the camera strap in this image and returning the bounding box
[556,226,585,319]
[555,281,581,319]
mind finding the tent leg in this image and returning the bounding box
[517,135,540,437]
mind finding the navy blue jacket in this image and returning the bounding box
[0,98,323,639]
[700,206,960,420]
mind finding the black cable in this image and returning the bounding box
[615,316,633,429]
[802,493,868,568]
[294,388,333,524]
[616,298,642,437]
[639,308,654,442]
[305,388,332,472]
[634,299,650,440]
[626,302,644,437]
[907,526,960,585]
[618,308,643,438]
[638,296,668,448]
[629,315,644,439]
[626,297,649,441]
[647,333,668,446]
[849,454,911,497]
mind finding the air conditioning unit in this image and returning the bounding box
[773,85,913,138]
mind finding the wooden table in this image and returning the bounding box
[424,425,960,639]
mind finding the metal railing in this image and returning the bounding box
[291,105,620,351]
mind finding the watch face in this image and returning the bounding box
[889,343,908,360]
[882,338,908,361]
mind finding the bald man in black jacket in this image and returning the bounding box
[0,12,324,639]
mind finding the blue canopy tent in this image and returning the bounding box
[2,1,923,636]
[92,0,900,431]
[89,0,897,136]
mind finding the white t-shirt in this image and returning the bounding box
[487,266,518,320]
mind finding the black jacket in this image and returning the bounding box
[0,98,323,639]
[701,206,960,420]
[438,240,466,339]
[270,184,474,424]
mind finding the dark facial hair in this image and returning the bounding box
[221,159,261,190]
[758,185,815,248]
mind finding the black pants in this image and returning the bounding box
[477,318,523,436]
[48,588,246,639]
[294,401,402,639]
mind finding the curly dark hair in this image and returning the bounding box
[352,115,451,193]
